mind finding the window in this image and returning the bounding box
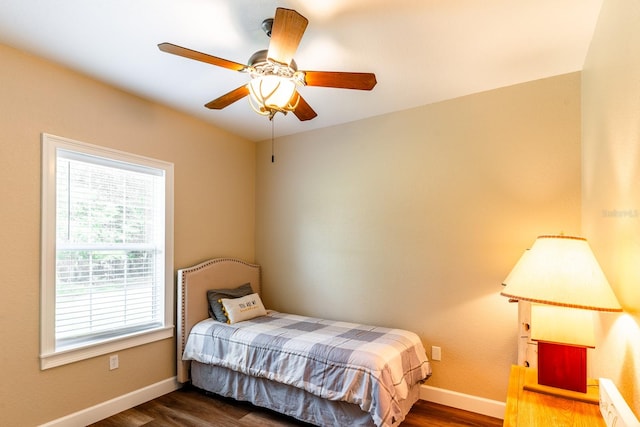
[41,133,174,369]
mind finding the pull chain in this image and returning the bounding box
[271,117,275,163]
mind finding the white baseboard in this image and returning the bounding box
[39,377,181,427]
[420,383,506,420]
[39,377,503,425]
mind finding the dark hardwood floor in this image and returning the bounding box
[89,385,503,427]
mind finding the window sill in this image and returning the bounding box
[40,326,174,370]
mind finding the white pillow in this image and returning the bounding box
[220,293,267,324]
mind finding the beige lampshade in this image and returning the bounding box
[501,235,622,312]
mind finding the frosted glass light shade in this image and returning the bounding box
[501,235,622,312]
[248,76,297,112]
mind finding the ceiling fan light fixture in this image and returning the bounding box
[248,75,299,118]
[247,51,304,118]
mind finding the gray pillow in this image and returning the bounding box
[207,283,254,322]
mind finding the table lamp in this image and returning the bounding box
[501,235,622,394]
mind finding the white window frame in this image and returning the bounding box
[40,133,174,370]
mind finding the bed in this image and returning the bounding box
[177,257,431,427]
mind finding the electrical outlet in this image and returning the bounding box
[109,354,119,370]
[599,378,639,427]
[431,346,441,361]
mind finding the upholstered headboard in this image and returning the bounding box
[176,258,261,383]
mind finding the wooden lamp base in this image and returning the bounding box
[523,367,599,404]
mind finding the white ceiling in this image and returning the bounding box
[0,0,603,142]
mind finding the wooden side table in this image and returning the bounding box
[503,365,605,426]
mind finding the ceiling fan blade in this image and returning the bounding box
[205,85,250,109]
[267,8,308,66]
[304,71,377,90]
[158,42,247,71]
[292,92,317,121]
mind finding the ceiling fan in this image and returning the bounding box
[158,7,377,121]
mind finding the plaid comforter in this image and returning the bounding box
[183,311,431,427]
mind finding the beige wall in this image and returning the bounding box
[582,0,640,417]
[0,44,255,426]
[256,73,582,400]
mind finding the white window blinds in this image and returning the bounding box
[55,150,165,349]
